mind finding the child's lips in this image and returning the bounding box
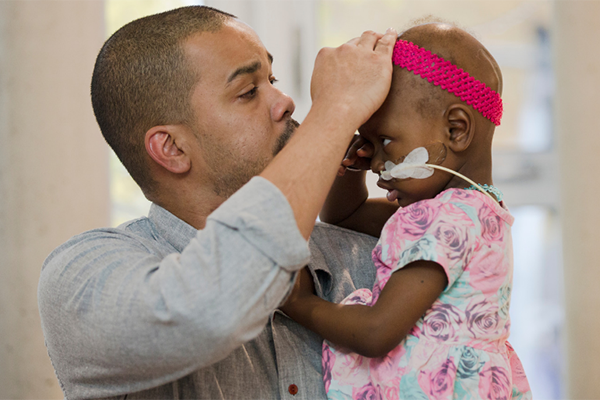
[386,189,399,202]
[377,178,400,201]
[377,180,399,202]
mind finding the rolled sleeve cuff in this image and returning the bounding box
[208,176,310,272]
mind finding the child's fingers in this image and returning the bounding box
[356,141,375,158]
[341,136,362,165]
[346,135,367,157]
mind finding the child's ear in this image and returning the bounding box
[445,104,474,153]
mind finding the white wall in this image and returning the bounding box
[555,1,600,398]
[0,1,108,398]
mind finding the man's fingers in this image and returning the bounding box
[374,27,397,55]
[346,36,361,46]
[356,30,384,49]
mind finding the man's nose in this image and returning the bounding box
[270,88,295,122]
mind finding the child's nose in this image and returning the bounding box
[370,157,385,174]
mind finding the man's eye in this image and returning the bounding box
[241,87,258,99]
[270,76,278,85]
[383,138,392,147]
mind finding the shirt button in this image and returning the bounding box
[288,384,298,395]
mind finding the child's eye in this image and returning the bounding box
[270,76,278,85]
[382,138,392,147]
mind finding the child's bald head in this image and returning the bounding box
[392,22,503,129]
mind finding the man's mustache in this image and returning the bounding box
[274,118,299,155]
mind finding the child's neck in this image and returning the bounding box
[443,157,493,191]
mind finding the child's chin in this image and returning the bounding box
[397,195,427,207]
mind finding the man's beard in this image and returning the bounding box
[273,118,299,155]
[211,118,300,198]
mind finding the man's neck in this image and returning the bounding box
[152,188,226,230]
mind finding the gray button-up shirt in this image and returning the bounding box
[39,177,377,399]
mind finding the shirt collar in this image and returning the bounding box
[148,203,197,253]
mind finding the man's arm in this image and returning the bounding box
[260,29,397,239]
[38,178,309,399]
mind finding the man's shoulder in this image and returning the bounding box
[41,217,163,275]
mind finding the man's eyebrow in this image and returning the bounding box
[226,53,274,84]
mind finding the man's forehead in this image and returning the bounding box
[182,21,272,81]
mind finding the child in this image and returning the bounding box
[281,22,532,399]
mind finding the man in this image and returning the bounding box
[38,6,396,399]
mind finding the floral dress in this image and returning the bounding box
[322,189,532,400]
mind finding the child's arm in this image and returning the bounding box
[320,136,398,237]
[281,263,447,358]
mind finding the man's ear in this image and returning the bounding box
[145,125,191,174]
[445,104,474,153]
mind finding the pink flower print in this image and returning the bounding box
[397,202,438,238]
[422,303,463,343]
[372,244,383,265]
[331,350,370,387]
[408,324,421,338]
[456,347,487,379]
[369,344,406,389]
[466,298,501,340]
[432,217,472,263]
[478,366,511,400]
[382,385,399,400]
[371,282,383,305]
[417,358,457,399]
[322,343,337,393]
[507,342,531,394]
[478,206,504,243]
[497,284,511,320]
[468,244,507,293]
[352,382,382,400]
[398,236,436,267]
[452,188,476,201]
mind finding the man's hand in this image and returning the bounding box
[259,28,396,240]
[310,28,397,131]
[338,135,374,176]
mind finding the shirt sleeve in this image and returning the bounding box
[38,177,310,399]
[384,199,478,289]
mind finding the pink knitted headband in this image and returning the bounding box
[392,39,503,125]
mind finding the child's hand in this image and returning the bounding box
[280,267,315,315]
[338,135,374,176]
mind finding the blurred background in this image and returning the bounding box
[0,0,598,398]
